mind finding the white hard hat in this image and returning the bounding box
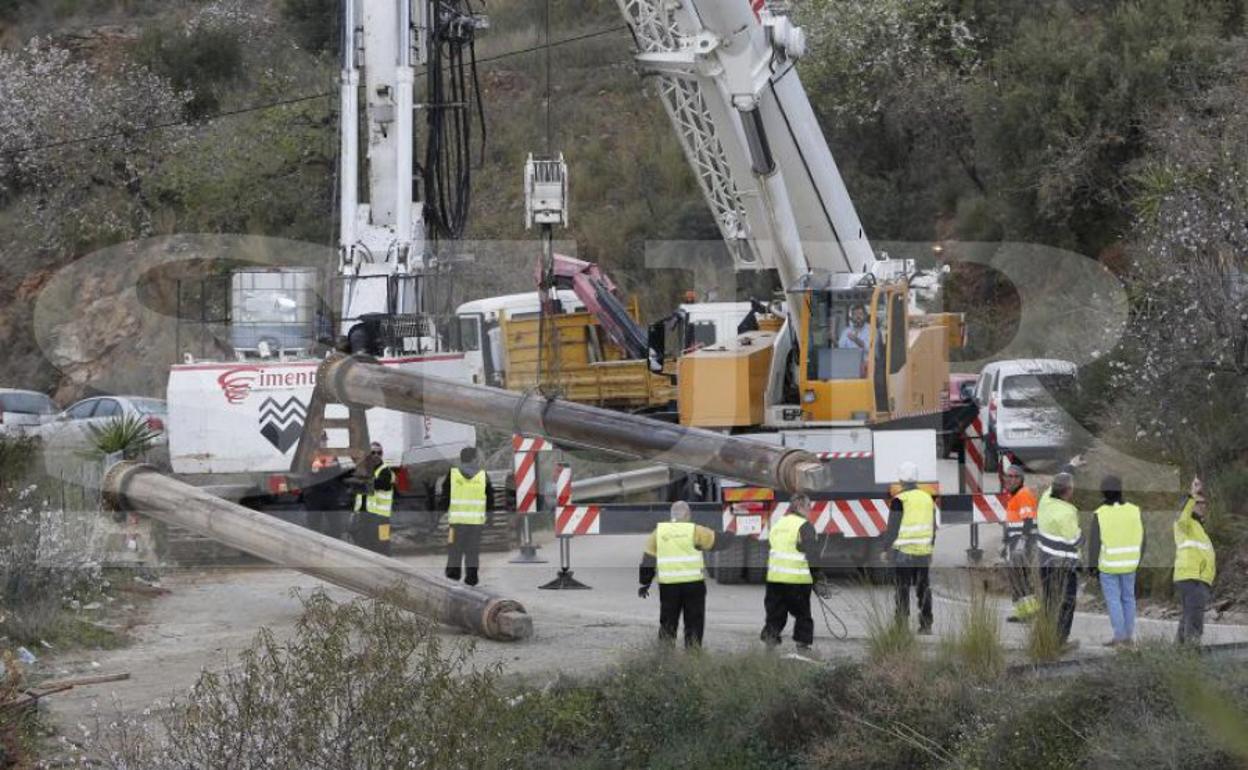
[898,461,919,484]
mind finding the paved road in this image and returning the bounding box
[45,529,1248,738]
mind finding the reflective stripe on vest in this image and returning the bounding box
[448,467,487,525]
[1174,498,1215,585]
[1096,502,1143,574]
[893,488,935,556]
[767,514,812,584]
[366,464,394,518]
[1037,495,1081,562]
[655,521,703,584]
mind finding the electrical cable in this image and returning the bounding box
[4,24,629,159]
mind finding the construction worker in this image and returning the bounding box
[1087,475,1144,647]
[303,432,349,540]
[637,501,728,648]
[838,304,869,350]
[1036,472,1082,650]
[760,494,825,651]
[442,446,494,587]
[348,441,395,556]
[1174,477,1215,644]
[1001,464,1040,622]
[883,462,936,634]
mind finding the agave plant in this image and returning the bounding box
[87,414,160,460]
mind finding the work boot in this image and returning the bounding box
[1006,615,1024,624]
[1059,640,1081,655]
[917,624,933,636]
[1102,639,1119,648]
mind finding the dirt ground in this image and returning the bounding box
[42,525,1248,741]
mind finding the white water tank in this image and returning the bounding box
[230,268,319,354]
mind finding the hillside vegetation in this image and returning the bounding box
[0,0,1244,574]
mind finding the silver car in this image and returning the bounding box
[0,389,57,437]
[38,396,168,448]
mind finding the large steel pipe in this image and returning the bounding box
[103,462,531,641]
[320,354,833,494]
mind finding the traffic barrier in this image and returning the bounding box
[553,464,601,536]
[512,435,550,514]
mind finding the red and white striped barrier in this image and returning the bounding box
[725,498,890,540]
[816,451,874,460]
[553,463,601,535]
[513,435,550,514]
[971,492,1011,524]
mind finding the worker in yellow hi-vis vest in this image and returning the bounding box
[761,494,828,652]
[1174,477,1216,645]
[442,446,494,586]
[883,462,936,634]
[638,501,733,648]
[1087,475,1144,647]
[348,442,395,556]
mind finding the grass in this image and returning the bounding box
[1026,594,1066,663]
[70,591,1248,770]
[940,582,1006,679]
[862,584,918,664]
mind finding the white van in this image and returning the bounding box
[972,359,1078,469]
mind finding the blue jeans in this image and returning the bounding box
[1099,571,1137,642]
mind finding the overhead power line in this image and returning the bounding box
[2,23,630,158]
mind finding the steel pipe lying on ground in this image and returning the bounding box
[317,354,833,494]
[103,462,531,642]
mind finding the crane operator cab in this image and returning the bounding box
[796,272,916,423]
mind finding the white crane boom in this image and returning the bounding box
[616,0,892,289]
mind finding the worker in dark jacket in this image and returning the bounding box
[440,446,494,586]
[303,433,349,539]
[638,501,733,648]
[346,442,395,555]
[761,494,827,651]
[882,462,936,634]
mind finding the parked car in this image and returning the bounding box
[941,373,980,457]
[37,396,168,449]
[971,360,1078,470]
[0,389,57,437]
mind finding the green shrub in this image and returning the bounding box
[135,24,244,120]
[87,414,159,459]
[943,586,1005,679]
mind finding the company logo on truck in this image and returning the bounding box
[217,366,318,404]
[258,396,307,454]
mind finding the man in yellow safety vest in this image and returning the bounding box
[349,441,395,556]
[443,446,494,586]
[1036,472,1082,651]
[637,501,730,648]
[1174,477,1216,644]
[1087,475,1144,647]
[761,494,827,652]
[883,462,936,634]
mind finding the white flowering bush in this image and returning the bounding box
[90,591,538,769]
[0,439,107,645]
[0,40,186,251]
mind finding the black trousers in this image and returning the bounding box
[445,524,483,586]
[1040,563,1078,642]
[352,512,391,556]
[893,553,933,629]
[306,507,348,540]
[1175,580,1210,644]
[658,581,707,648]
[761,582,814,646]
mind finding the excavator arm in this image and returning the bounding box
[541,254,650,360]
